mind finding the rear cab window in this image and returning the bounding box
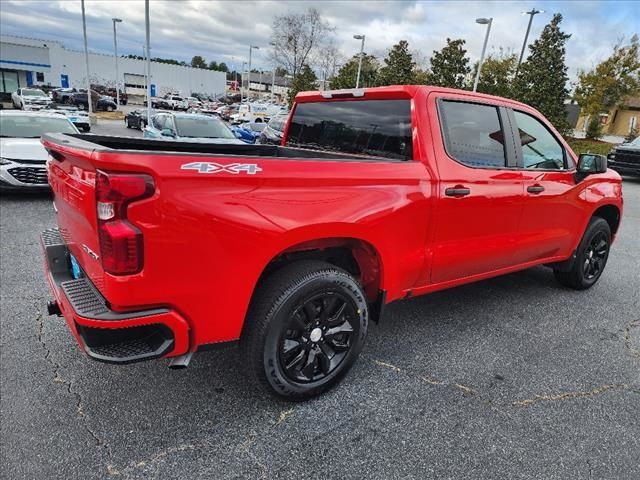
[286,99,413,161]
[438,100,507,168]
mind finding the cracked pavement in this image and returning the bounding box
[1,135,639,477]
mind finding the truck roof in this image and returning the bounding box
[294,85,533,111]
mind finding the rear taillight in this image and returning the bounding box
[96,170,154,275]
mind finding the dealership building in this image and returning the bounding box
[0,34,226,104]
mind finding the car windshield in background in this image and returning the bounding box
[22,89,47,97]
[175,116,236,139]
[286,99,412,160]
[269,115,287,132]
[0,115,77,138]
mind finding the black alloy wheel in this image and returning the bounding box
[582,231,608,280]
[279,291,358,383]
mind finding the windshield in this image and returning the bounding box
[269,115,287,133]
[286,99,413,160]
[175,116,236,139]
[22,89,47,97]
[0,115,77,138]
[629,136,640,146]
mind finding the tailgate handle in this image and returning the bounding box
[445,186,471,197]
[527,185,545,194]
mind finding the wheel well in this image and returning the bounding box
[259,238,382,303]
[593,205,620,235]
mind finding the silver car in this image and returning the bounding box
[0,111,78,191]
[143,112,244,144]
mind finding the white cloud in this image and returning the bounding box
[1,0,638,81]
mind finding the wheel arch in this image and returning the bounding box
[256,236,385,305]
[592,204,621,235]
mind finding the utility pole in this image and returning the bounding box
[248,45,259,101]
[112,18,122,107]
[473,18,493,92]
[81,0,92,116]
[353,35,365,88]
[516,8,544,76]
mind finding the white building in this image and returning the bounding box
[0,34,226,104]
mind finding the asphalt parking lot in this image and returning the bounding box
[1,120,639,479]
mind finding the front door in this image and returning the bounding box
[508,109,583,264]
[429,98,524,284]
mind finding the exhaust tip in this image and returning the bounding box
[168,352,193,370]
[47,300,62,317]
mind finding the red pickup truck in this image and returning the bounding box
[41,86,623,399]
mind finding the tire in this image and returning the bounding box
[242,260,368,400]
[107,105,114,112]
[125,118,131,128]
[139,121,146,131]
[82,125,90,132]
[554,217,611,290]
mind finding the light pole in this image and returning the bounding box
[353,34,365,88]
[270,41,276,103]
[516,8,544,76]
[112,18,122,107]
[144,0,151,126]
[248,45,259,100]
[473,17,493,93]
[81,0,92,116]
[241,61,247,102]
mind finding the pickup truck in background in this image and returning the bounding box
[40,86,623,400]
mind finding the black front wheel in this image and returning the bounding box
[554,216,611,290]
[242,261,368,400]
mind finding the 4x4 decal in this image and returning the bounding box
[181,162,262,175]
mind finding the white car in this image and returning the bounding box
[164,94,188,110]
[0,111,78,191]
[11,88,53,111]
[44,104,91,132]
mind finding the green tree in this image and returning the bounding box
[191,55,207,69]
[274,67,289,78]
[377,40,416,86]
[427,38,470,89]
[470,49,517,97]
[330,54,379,89]
[287,64,318,106]
[575,35,640,138]
[208,60,218,70]
[217,62,229,73]
[512,13,571,134]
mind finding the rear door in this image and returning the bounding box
[507,108,583,263]
[429,96,524,284]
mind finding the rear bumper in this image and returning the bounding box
[40,228,190,364]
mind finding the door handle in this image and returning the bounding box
[445,186,471,197]
[527,185,545,194]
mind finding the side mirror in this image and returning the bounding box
[161,128,175,137]
[576,153,607,181]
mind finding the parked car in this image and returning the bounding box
[258,114,287,145]
[143,112,244,144]
[164,94,188,110]
[44,104,91,132]
[50,88,77,104]
[185,97,202,109]
[40,85,622,399]
[11,88,52,110]
[0,111,78,191]
[231,122,267,144]
[70,91,118,112]
[124,109,149,130]
[607,136,640,177]
[106,88,128,105]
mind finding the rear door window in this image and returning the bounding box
[439,100,507,168]
[286,99,412,160]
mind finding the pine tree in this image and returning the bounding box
[330,54,379,89]
[287,64,318,106]
[512,13,571,134]
[377,40,416,86]
[427,38,470,89]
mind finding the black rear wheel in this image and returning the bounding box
[242,261,368,400]
[554,217,611,290]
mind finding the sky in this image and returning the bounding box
[1,0,638,84]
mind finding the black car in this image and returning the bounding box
[125,109,155,130]
[608,136,640,177]
[258,114,287,145]
[70,91,118,112]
